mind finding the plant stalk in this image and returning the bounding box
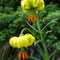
[36,13,49,60]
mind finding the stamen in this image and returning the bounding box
[24,52,28,59]
[19,52,21,60]
[28,15,31,21]
[30,15,34,22]
[22,52,25,60]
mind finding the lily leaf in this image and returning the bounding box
[34,40,41,46]
[37,44,45,60]
[29,56,40,60]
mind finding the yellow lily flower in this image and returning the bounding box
[9,33,35,48]
[21,0,45,13]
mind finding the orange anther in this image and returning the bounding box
[30,15,34,22]
[22,52,25,60]
[19,52,21,60]
[28,14,37,22]
[28,15,31,21]
[19,52,28,60]
[34,14,37,22]
[24,52,28,59]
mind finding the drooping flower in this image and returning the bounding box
[9,33,35,60]
[9,33,35,48]
[21,0,44,22]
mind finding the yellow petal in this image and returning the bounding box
[24,36,30,47]
[37,0,45,10]
[25,34,35,46]
[17,36,24,48]
[9,37,17,47]
[17,36,28,48]
[21,0,30,9]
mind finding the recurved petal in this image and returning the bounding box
[9,37,17,47]
[37,0,45,10]
[25,34,35,46]
[17,36,24,48]
[24,36,30,47]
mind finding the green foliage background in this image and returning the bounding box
[0,0,60,60]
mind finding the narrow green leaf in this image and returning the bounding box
[29,56,40,60]
[44,43,50,60]
[42,18,59,31]
[37,44,45,60]
[34,40,41,46]
[26,20,39,33]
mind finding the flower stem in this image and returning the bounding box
[21,47,25,52]
[36,13,49,60]
[19,28,33,36]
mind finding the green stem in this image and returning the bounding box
[21,47,25,52]
[19,28,33,36]
[36,13,49,60]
